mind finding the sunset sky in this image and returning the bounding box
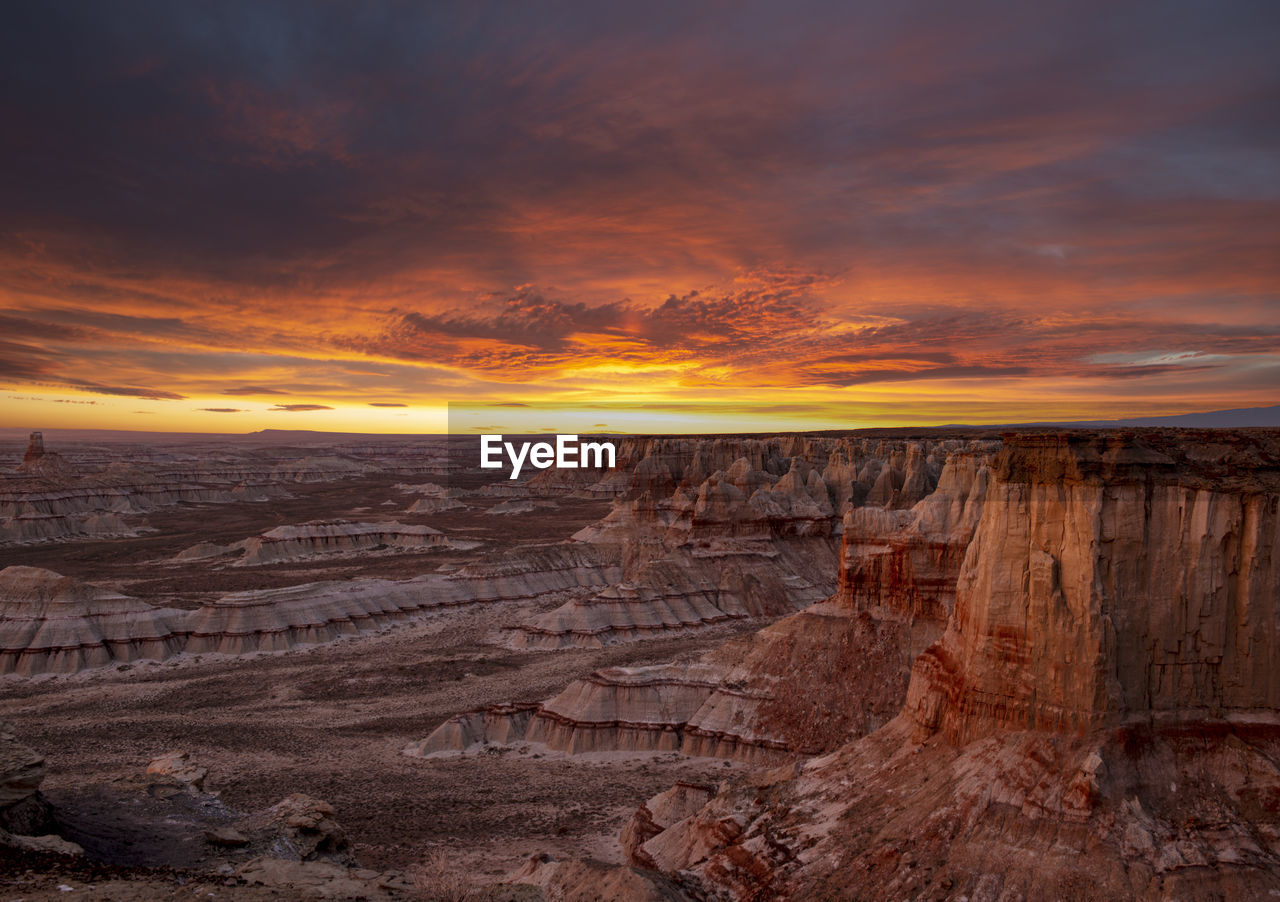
[1,1,1277,433]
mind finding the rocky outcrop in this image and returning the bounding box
[513,550,834,650]
[182,578,441,654]
[905,431,1280,744]
[145,750,208,792]
[440,541,623,601]
[488,499,538,515]
[677,603,911,762]
[403,703,542,756]
[417,443,997,763]
[0,510,138,544]
[405,663,724,758]
[0,721,66,850]
[526,662,727,754]
[661,446,993,762]
[620,781,716,869]
[635,431,1280,900]
[235,793,352,864]
[413,602,928,764]
[237,520,456,565]
[185,543,624,657]
[175,519,467,564]
[407,495,466,513]
[521,437,982,649]
[0,566,187,676]
[0,721,46,832]
[15,431,76,480]
[21,432,43,463]
[834,447,992,655]
[509,854,685,901]
[3,541,625,674]
[0,481,278,546]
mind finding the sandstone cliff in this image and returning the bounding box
[513,437,983,649]
[634,431,1280,900]
[907,431,1280,743]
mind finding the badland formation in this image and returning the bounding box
[2,427,1278,900]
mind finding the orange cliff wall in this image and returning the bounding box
[834,448,991,658]
[906,431,1280,745]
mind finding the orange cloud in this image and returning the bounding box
[0,2,1276,430]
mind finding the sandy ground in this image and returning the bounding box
[0,473,756,890]
[1,606,753,877]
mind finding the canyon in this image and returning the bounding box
[1,427,1277,900]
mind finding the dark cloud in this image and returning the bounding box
[349,272,833,374]
[223,386,289,396]
[23,308,199,341]
[391,290,630,352]
[0,340,56,380]
[6,395,97,405]
[199,407,243,412]
[368,402,406,407]
[0,314,95,343]
[796,364,1032,388]
[69,382,186,400]
[0,0,1274,295]
[0,1,1276,419]
[270,403,332,411]
[340,279,1280,394]
[1090,363,1224,380]
[638,277,822,345]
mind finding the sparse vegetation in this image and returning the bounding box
[410,850,480,902]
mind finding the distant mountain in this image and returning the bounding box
[941,403,1280,430]
[1076,404,1280,428]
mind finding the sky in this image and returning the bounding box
[1,0,1277,433]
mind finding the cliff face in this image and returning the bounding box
[907,432,1280,744]
[519,437,992,649]
[411,443,998,763]
[635,431,1280,901]
[835,449,990,657]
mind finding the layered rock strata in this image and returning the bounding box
[418,443,995,763]
[0,566,187,676]
[0,480,282,546]
[2,542,624,675]
[236,521,456,565]
[512,549,835,650]
[1,436,406,546]
[906,431,1280,743]
[634,431,1280,900]
[516,437,993,649]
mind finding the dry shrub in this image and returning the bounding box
[409,850,479,902]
